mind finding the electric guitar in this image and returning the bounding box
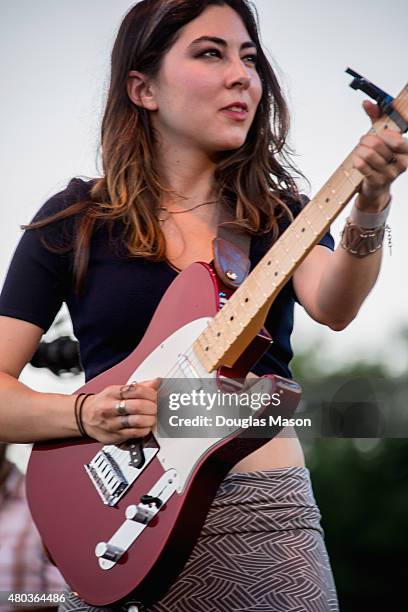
[26,74,408,606]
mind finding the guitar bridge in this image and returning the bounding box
[84,443,158,507]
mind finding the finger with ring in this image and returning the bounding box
[119,382,137,400]
[115,399,128,416]
[120,414,131,429]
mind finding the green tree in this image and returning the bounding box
[292,332,408,609]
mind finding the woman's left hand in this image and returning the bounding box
[352,100,408,212]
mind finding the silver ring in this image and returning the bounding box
[120,382,137,400]
[120,414,131,429]
[115,400,128,416]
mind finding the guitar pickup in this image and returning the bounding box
[128,440,146,469]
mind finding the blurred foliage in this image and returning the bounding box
[291,330,408,609]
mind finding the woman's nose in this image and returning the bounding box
[225,58,252,89]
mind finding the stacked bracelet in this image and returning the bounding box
[341,199,392,258]
[341,221,387,257]
[74,393,94,438]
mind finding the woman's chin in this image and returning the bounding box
[212,136,247,153]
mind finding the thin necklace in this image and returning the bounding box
[158,199,218,222]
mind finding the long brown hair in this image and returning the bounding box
[27,0,303,292]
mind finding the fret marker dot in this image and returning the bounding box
[301,228,305,233]
[325,198,330,203]
[245,298,249,303]
[217,332,221,337]
[230,316,234,321]
[267,261,271,266]
[274,272,278,277]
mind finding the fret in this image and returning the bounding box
[247,275,266,294]
[294,213,323,237]
[263,247,294,279]
[310,196,336,224]
[312,191,343,221]
[262,268,283,290]
[262,277,279,292]
[197,328,213,353]
[294,208,326,230]
[207,317,229,346]
[261,255,280,271]
[236,289,263,312]
[340,160,360,190]
[280,251,294,268]
[264,267,284,285]
[209,297,257,344]
[206,325,232,353]
[271,260,292,278]
[236,283,264,311]
[273,241,291,264]
[292,232,311,253]
[220,304,243,333]
[239,295,261,308]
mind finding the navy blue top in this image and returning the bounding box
[0,178,334,381]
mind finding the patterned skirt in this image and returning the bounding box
[59,467,339,612]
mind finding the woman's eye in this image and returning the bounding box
[199,49,257,65]
[200,48,222,59]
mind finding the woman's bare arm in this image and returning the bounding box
[0,316,79,442]
[293,242,383,331]
[294,104,407,331]
[0,316,160,444]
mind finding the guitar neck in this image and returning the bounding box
[195,83,408,372]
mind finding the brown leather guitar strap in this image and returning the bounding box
[212,206,251,289]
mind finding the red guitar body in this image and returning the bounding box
[26,262,301,606]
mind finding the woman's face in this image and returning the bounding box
[144,4,263,155]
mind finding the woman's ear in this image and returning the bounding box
[127,70,158,110]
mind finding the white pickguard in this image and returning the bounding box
[127,317,220,493]
[126,317,274,493]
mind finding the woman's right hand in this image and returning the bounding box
[80,378,161,444]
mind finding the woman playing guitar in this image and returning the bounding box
[0,1,407,610]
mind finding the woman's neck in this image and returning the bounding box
[156,142,219,211]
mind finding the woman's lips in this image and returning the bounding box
[220,109,248,121]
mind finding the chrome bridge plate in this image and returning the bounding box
[85,444,158,507]
[96,469,179,570]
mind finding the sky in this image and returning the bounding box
[0,0,407,414]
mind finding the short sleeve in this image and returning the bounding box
[0,178,91,332]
